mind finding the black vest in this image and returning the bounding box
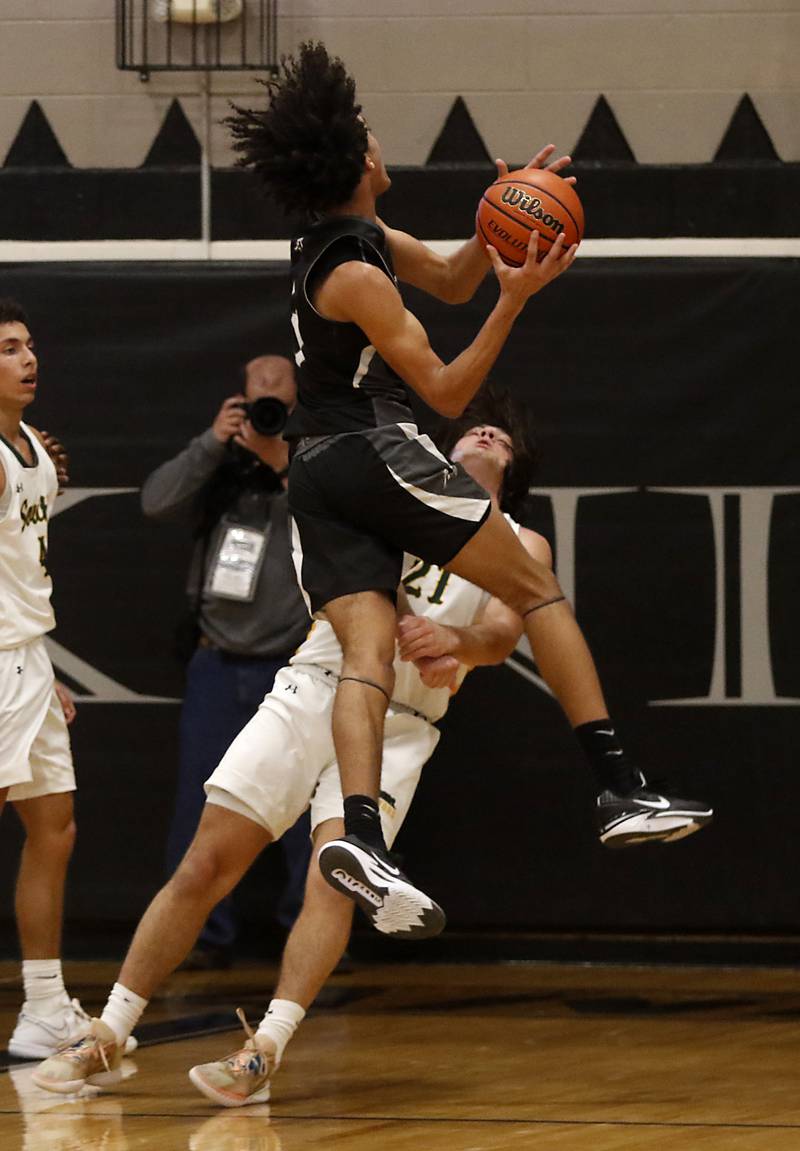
[284,215,415,437]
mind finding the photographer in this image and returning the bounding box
[141,355,312,970]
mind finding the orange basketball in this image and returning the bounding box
[476,168,584,266]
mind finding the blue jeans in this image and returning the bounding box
[165,647,311,950]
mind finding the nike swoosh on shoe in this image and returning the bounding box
[633,796,671,810]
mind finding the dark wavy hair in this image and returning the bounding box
[0,298,29,327]
[225,41,368,214]
[442,382,540,519]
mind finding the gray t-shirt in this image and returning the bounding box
[141,428,310,657]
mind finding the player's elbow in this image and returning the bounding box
[427,395,467,419]
[487,641,517,666]
[493,627,524,665]
[444,281,478,306]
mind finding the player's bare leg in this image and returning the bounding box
[8,793,82,1059]
[448,505,713,844]
[188,818,354,1107]
[273,819,355,1008]
[33,805,271,1093]
[446,505,607,725]
[119,805,271,998]
[324,589,397,801]
[318,593,445,938]
[13,794,75,960]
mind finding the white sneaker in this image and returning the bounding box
[31,1018,123,1094]
[8,997,137,1060]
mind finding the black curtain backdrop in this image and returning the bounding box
[0,258,798,937]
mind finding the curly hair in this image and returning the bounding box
[442,381,540,519]
[0,298,29,328]
[225,41,369,214]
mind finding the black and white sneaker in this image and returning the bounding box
[597,784,713,849]
[318,836,446,939]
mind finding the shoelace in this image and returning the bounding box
[60,1028,111,1072]
[64,998,91,1028]
[221,1009,261,1071]
[637,777,679,799]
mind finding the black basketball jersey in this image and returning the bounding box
[284,215,416,437]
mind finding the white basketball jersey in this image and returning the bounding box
[0,424,58,650]
[291,517,521,722]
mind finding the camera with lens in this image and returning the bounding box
[238,396,289,437]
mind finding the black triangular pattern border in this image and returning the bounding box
[572,95,637,165]
[0,92,790,174]
[3,101,70,169]
[426,97,493,166]
[142,99,202,168]
[0,93,796,239]
[714,94,781,163]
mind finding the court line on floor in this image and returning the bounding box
[1,1109,796,1131]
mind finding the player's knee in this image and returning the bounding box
[340,651,395,696]
[27,814,76,861]
[49,816,76,862]
[61,817,77,858]
[509,568,563,615]
[308,856,356,920]
[172,845,229,903]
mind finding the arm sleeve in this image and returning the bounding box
[140,428,227,521]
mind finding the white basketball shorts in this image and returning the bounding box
[205,664,440,846]
[0,636,75,799]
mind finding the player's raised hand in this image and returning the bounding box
[495,145,576,186]
[486,229,578,306]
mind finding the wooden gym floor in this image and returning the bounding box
[1,957,799,1149]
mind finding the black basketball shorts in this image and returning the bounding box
[288,423,492,614]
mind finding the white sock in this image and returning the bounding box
[100,983,148,1046]
[22,959,68,1017]
[256,999,306,1065]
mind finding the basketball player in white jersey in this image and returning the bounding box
[32,396,552,1098]
[34,387,709,1101]
[0,299,135,1061]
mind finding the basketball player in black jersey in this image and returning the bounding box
[225,43,712,938]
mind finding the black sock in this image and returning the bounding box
[343,794,387,851]
[574,719,641,795]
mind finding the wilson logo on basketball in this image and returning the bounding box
[501,186,565,234]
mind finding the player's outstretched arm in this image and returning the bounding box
[317,247,575,418]
[379,222,490,306]
[378,145,575,305]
